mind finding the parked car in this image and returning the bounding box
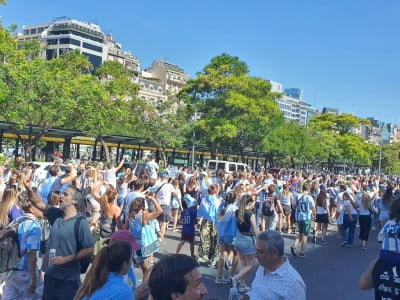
[207,160,250,176]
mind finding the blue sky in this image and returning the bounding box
[2,0,399,124]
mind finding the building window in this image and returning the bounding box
[47,39,58,45]
[82,42,102,53]
[23,30,29,35]
[30,28,36,34]
[82,52,102,70]
[46,49,57,60]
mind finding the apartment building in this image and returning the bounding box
[268,80,316,125]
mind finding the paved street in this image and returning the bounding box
[140,223,378,300]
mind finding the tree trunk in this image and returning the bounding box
[161,146,168,167]
[290,154,295,169]
[22,142,35,162]
[99,137,111,163]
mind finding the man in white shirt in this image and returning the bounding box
[240,231,306,300]
[145,156,159,180]
[154,173,176,241]
[102,157,125,188]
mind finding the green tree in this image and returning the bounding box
[377,143,400,174]
[145,95,191,166]
[308,113,376,170]
[180,53,283,160]
[0,30,93,160]
[68,61,146,162]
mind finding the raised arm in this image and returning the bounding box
[24,178,46,212]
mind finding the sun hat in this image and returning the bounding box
[110,230,142,251]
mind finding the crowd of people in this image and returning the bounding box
[0,153,400,299]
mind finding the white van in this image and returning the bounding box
[207,160,250,175]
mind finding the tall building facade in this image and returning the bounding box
[17,17,189,106]
[138,60,190,104]
[268,81,316,125]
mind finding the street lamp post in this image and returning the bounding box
[378,123,384,175]
[378,146,382,175]
[191,111,197,169]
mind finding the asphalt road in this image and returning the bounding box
[141,223,378,300]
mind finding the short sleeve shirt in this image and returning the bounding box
[82,272,133,300]
[247,257,306,300]
[43,207,94,281]
[155,183,175,205]
[16,214,41,271]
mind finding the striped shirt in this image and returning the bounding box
[295,194,315,222]
[378,220,400,252]
[15,214,41,271]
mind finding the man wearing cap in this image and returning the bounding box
[153,173,177,242]
[110,230,142,296]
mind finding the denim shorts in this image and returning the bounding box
[234,233,255,255]
[157,204,171,222]
[218,235,235,246]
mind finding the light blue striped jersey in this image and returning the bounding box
[378,220,400,252]
[15,214,41,271]
[295,194,315,222]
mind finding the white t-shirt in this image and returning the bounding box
[103,167,117,188]
[155,182,176,205]
[146,161,159,179]
[316,199,330,214]
[343,199,358,215]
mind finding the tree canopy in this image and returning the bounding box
[180,53,283,159]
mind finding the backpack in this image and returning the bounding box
[262,195,275,216]
[0,216,32,273]
[79,187,94,222]
[74,216,93,274]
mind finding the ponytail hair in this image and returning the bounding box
[237,194,253,224]
[74,241,132,300]
[101,185,118,212]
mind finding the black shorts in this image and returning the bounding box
[157,204,171,222]
[281,205,292,215]
[316,213,329,224]
[181,233,195,243]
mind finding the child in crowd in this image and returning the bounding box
[176,194,198,257]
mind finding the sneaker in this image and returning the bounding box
[299,253,306,258]
[172,228,179,232]
[340,241,348,247]
[214,277,229,284]
[347,244,353,249]
[321,240,327,245]
[291,229,296,235]
[371,226,376,231]
[238,285,251,293]
[362,245,367,251]
[290,245,297,256]
[230,276,237,287]
[198,255,209,263]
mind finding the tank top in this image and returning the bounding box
[236,209,253,233]
[279,193,291,206]
[99,215,116,238]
